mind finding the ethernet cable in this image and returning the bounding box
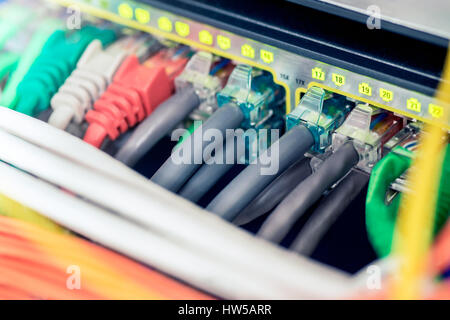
[152,64,283,192]
[0,107,163,194]
[36,107,89,138]
[0,18,63,108]
[232,157,312,226]
[257,141,359,243]
[13,26,116,116]
[151,104,244,192]
[207,86,352,221]
[290,169,369,256]
[0,216,210,299]
[82,48,189,148]
[0,159,349,299]
[178,134,245,203]
[0,126,353,299]
[115,51,222,166]
[257,104,401,242]
[48,35,158,130]
[0,193,66,234]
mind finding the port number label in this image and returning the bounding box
[428,103,443,118]
[175,21,190,37]
[359,82,372,96]
[135,8,150,24]
[312,67,325,81]
[199,30,213,45]
[332,73,345,86]
[158,17,173,32]
[406,98,421,113]
[118,3,133,19]
[260,49,274,64]
[241,44,255,59]
[380,88,393,102]
[217,35,231,50]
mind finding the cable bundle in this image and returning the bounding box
[13,26,116,116]
[48,39,127,130]
[83,51,188,148]
[0,215,211,300]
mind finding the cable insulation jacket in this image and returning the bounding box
[179,134,244,202]
[151,104,244,192]
[207,125,314,221]
[115,87,200,166]
[290,170,369,255]
[233,157,312,226]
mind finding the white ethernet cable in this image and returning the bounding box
[0,160,285,299]
[48,35,153,130]
[0,125,354,299]
[0,107,156,193]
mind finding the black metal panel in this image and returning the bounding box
[142,0,447,96]
[287,0,450,47]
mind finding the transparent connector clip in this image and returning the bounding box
[217,64,279,129]
[175,51,222,118]
[216,64,283,163]
[287,86,351,153]
[333,104,402,171]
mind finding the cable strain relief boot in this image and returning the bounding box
[14,94,40,116]
[83,122,110,149]
[48,104,76,130]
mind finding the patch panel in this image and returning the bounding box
[50,0,450,128]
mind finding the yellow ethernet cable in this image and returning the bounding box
[392,48,450,299]
[0,193,67,234]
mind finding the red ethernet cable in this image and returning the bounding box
[83,51,188,148]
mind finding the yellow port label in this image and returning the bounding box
[406,98,421,113]
[428,103,443,118]
[158,16,173,32]
[312,67,325,81]
[118,3,133,20]
[217,35,231,50]
[260,49,274,64]
[199,30,213,45]
[359,82,372,96]
[332,73,345,86]
[241,44,255,59]
[135,8,150,24]
[175,21,190,37]
[380,88,393,102]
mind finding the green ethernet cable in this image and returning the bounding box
[13,26,116,116]
[366,144,450,257]
[0,18,63,108]
[0,52,19,83]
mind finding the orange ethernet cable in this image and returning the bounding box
[0,215,211,300]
